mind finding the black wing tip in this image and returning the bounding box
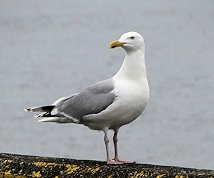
[41,106,55,111]
[24,107,31,112]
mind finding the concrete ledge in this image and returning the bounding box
[0,153,213,178]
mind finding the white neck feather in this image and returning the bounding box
[114,50,147,81]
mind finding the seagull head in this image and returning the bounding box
[110,32,145,52]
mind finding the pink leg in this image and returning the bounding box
[103,129,124,164]
[112,128,135,164]
[113,128,119,161]
[103,129,114,164]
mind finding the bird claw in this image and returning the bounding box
[107,159,135,164]
[107,160,123,164]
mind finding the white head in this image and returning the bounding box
[110,32,145,52]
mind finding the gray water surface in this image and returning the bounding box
[0,0,214,169]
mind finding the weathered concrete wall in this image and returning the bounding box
[0,153,213,178]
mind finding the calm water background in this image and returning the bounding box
[0,0,214,169]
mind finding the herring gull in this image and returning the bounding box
[25,32,150,164]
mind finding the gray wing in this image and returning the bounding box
[56,79,116,120]
[52,94,78,107]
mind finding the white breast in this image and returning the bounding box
[110,77,150,127]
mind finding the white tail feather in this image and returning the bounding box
[24,106,45,112]
[38,117,74,123]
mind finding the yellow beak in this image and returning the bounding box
[110,40,124,48]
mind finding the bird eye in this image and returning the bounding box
[130,36,135,40]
